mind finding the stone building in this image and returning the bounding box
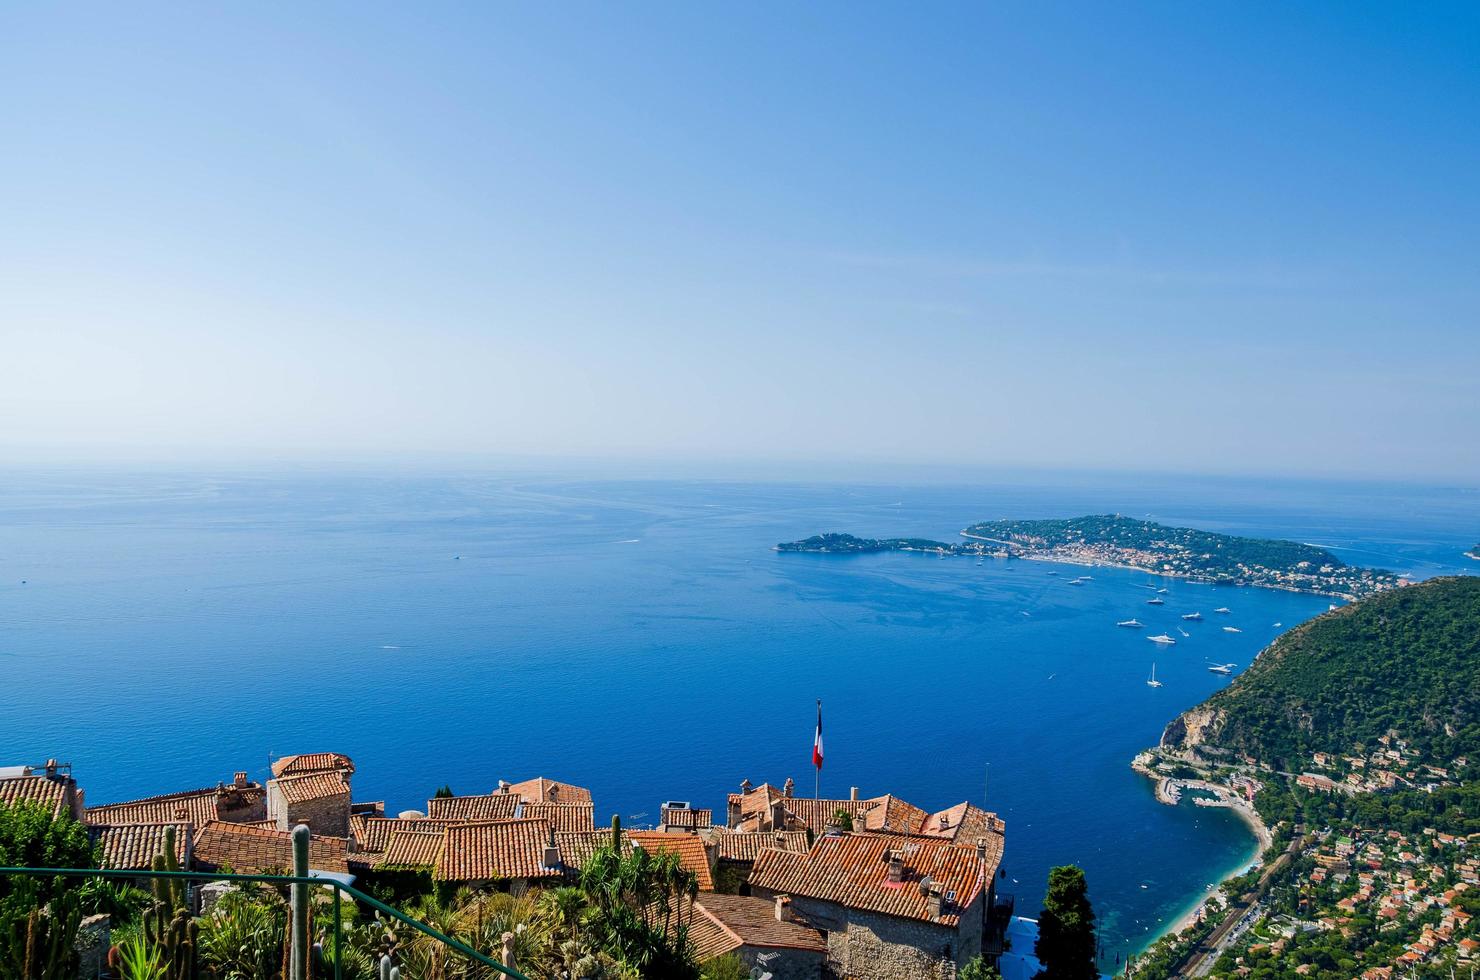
[711,829,811,893]
[748,830,1006,980]
[686,892,827,980]
[659,803,714,833]
[268,769,352,837]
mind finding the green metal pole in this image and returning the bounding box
[333,886,343,980]
[291,825,310,980]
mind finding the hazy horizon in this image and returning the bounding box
[4,4,1478,480]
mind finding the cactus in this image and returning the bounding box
[142,829,199,980]
[610,813,621,852]
[9,891,81,980]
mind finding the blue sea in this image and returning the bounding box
[2,465,1477,961]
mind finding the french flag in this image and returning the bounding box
[812,699,824,770]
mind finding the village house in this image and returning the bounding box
[684,892,827,979]
[659,802,714,833]
[268,769,352,838]
[711,829,812,892]
[191,820,349,874]
[426,792,520,822]
[86,773,266,828]
[434,818,564,891]
[748,830,1006,980]
[0,761,86,821]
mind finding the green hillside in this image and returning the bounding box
[1162,576,1480,771]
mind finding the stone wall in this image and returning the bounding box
[761,893,983,980]
[736,943,825,980]
[269,784,351,838]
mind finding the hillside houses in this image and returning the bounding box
[12,756,1009,977]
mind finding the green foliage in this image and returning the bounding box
[698,954,750,980]
[3,889,82,980]
[197,889,288,980]
[961,954,1004,980]
[831,808,854,831]
[432,786,454,799]
[579,841,700,978]
[776,532,953,553]
[1034,866,1098,980]
[0,800,96,974]
[118,931,168,980]
[1183,577,1480,770]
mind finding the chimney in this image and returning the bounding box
[233,772,248,788]
[543,843,561,869]
[940,812,951,830]
[497,780,511,794]
[927,884,944,921]
[739,778,753,794]
[775,895,793,923]
[548,784,560,802]
[783,777,794,799]
[976,837,989,862]
[849,786,859,801]
[886,849,904,884]
[774,831,787,850]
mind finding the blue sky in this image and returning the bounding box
[2,3,1477,478]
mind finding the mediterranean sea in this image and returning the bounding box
[2,465,1476,962]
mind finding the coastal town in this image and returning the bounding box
[0,755,1017,980]
[1129,727,1480,980]
[778,517,1408,600]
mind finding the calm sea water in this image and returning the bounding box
[2,466,1476,960]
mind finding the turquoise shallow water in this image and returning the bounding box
[0,467,1475,961]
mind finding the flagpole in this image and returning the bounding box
[815,698,822,799]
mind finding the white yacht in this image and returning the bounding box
[1182,612,1203,621]
[1214,607,1232,614]
[1148,633,1177,645]
[1207,662,1235,675]
[1222,626,1242,633]
[1117,619,1144,628]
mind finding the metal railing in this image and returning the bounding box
[0,866,530,980]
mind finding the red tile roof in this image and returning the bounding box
[273,771,350,805]
[505,777,592,804]
[521,802,595,832]
[86,788,221,827]
[0,775,73,819]
[93,822,191,870]
[375,830,445,870]
[356,816,462,854]
[748,833,988,927]
[713,830,811,863]
[861,795,930,834]
[555,829,633,871]
[630,831,715,891]
[435,819,561,883]
[686,893,827,961]
[426,793,520,822]
[661,807,713,830]
[192,820,348,874]
[271,753,354,778]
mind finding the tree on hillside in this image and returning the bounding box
[1034,865,1098,980]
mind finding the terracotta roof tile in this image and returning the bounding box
[687,893,827,961]
[775,798,876,835]
[661,807,713,830]
[521,802,595,832]
[629,831,715,891]
[0,776,71,819]
[555,829,633,872]
[375,830,445,870]
[713,830,810,863]
[861,795,930,834]
[748,833,988,927]
[426,793,520,822]
[274,771,350,805]
[356,817,462,854]
[87,788,220,827]
[435,819,561,883]
[504,777,591,804]
[271,753,354,778]
[192,820,348,874]
[92,822,191,870]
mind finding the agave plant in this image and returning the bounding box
[197,889,287,980]
[116,932,167,980]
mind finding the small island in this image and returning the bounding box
[778,515,1404,599]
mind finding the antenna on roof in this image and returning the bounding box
[983,763,990,811]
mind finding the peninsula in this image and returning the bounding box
[778,515,1403,599]
[1129,576,1480,980]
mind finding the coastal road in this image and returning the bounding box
[1176,827,1305,977]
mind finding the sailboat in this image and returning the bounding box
[1147,664,1163,687]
